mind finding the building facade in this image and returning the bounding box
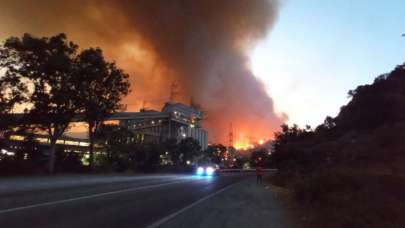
[115,102,208,150]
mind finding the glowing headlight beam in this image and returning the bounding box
[196,167,204,175]
[205,167,215,176]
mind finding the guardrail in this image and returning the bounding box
[219,168,278,173]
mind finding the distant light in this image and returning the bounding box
[258,139,265,145]
[196,167,204,175]
[186,160,191,165]
[206,167,215,176]
[182,133,186,138]
[1,149,14,156]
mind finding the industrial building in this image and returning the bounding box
[3,102,208,153]
[113,102,208,150]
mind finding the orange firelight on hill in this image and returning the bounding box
[233,135,268,151]
[234,141,254,150]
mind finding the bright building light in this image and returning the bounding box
[186,160,191,165]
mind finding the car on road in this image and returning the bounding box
[195,163,220,176]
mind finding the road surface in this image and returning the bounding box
[0,174,249,228]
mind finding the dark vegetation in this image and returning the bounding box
[270,63,405,227]
[0,33,130,174]
[94,124,204,173]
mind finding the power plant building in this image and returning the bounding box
[114,102,208,150]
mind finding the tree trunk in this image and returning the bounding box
[88,121,95,171]
[48,137,57,174]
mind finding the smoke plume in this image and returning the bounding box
[0,0,285,144]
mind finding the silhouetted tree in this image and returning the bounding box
[0,33,80,173]
[336,65,405,132]
[272,63,405,174]
[162,138,179,164]
[20,134,43,165]
[250,149,271,168]
[177,137,201,165]
[95,124,134,170]
[142,142,162,171]
[204,144,227,164]
[74,48,130,170]
[0,46,28,136]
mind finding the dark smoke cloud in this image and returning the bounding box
[0,0,285,143]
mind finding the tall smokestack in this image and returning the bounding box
[0,0,285,143]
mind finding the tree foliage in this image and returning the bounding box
[272,64,405,174]
[176,137,202,165]
[0,33,131,174]
[270,63,405,227]
[0,42,28,134]
[74,48,130,169]
[0,33,80,173]
[204,144,227,164]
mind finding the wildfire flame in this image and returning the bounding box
[234,135,266,150]
[234,141,254,150]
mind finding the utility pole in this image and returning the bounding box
[169,82,179,103]
[140,99,146,111]
[229,122,234,148]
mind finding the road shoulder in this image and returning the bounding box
[159,177,295,228]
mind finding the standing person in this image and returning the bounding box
[256,165,262,184]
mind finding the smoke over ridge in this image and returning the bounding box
[0,0,286,143]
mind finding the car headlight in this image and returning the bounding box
[205,166,215,176]
[196,167,204,175]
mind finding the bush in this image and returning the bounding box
[293,169,405,228]
[112,158,129,172]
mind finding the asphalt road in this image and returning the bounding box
[0,173,249,228]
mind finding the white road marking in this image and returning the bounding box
[145,181,240,228]
[0,179,193,215]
